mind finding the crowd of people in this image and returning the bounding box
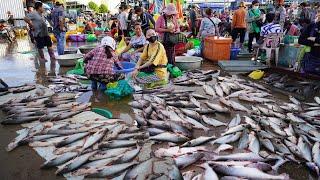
[22,0,320,85]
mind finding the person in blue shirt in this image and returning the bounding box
[51,0,66,55]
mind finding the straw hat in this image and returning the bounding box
[163,3,178,15]
[146,29,157,39]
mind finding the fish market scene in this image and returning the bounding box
[1,0,320,179]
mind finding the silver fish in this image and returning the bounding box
[149,132,189,143]
[215,84,224,97]
[238,129,249,149]
[222,124,249,136]
[180,108,202,121]
[181,136,215,147]
[215,144,233,153]
[55,150,97,175]
[174,153,204,169]
[86,161,138,178]
[248,132,260,154]
[202,115,227,127]
[203,84,217,98]
[313,142,320,168]
[41,151,78,169]
[260,138,275,153]
[198,163,219,180]
[56,132,89,148]
[228,114,241,128]
[89,147,132,161]
[289,95,301,105]
[190,95,201,108]
[298,136,312,162]
[212,164,289,179]
[211,132,242,145]
[99,138,138,148]
[81,128,106,152]
[205,102,230,113]
[212,152,265,162]
[315,96,320,105]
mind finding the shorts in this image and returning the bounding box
[35,36,52,49]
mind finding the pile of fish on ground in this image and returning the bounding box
[48,74,90,94]
[5,114,181,179]
[130,70,320,179]
[0,92,91,125]
[262,73,320,98]
[0,83,36,96]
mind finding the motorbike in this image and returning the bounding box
[0,19,16,43]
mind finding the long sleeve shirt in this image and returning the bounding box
[298,22,320,58]
[232,8,247,29]
[155,15,180,40]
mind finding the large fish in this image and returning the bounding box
[248,132,260,154]
[55,132,89,148]
[212,164,289,179]
[203,84,217,98]
[80,128,107,152]
[297,136,312,162]
[202,115,227,127]
[174,153,204,169]
[212,152,265,162]
[198,163,219,180]
[99,140,137,149]
[181,136,216,147]
[205,102,230,113]
[41,152,78,169]
[215,84,224,97]
[211,132,242,145]
[55,151,97,175]
[228,114,241,128]
[149,132,189,143]
[86,161,138,178]
[180,108,202,121]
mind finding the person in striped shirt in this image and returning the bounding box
[260,13,283,38]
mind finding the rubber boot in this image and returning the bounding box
[91,80,98,90]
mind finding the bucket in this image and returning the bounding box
[230,48,241,60]
[113,61,135,74]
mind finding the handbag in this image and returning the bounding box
[251,10,263,27]
[163,16,187,45]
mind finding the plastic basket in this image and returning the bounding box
[230,48,241,60]
[113,61,135,74]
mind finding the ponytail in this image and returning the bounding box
[104,46,113,59]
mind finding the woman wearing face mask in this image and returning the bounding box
[132,29,168,80]
[246,0,263,53]
[298,10,320,75]
[155,3,180,65]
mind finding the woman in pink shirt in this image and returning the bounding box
[155,3,180,65]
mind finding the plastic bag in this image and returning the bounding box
[248,70,264,80]
[86,34,97,42]
[167,64,182,78]
[105,80,133,99]
[115,37,127,55]
[66,59,85,75]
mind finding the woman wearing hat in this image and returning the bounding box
[155,3,180,65]
[132,29,168,80]
[84,36,124,89]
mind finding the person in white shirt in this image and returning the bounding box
[118,5,130,37]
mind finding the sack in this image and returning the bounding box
[302,53,320,76]
[115,37,127,54]
[164,32,187,45]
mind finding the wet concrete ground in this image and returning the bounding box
[0,37,316,179]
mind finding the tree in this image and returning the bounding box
[88,1,98,12]
[98,4,108,13]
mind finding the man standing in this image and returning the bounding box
[135,7,155,34]
[299,2,310,22]
[118,5,130,37]
[246,0,262,53]
[51,0,66,55]
[189,5,197,38]
[232,1,247,48]
[24,1,55,62]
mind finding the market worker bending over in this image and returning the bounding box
[298,9,320,76]
[132,29,168,80]
[84,36,124,89]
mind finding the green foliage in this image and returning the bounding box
[88,1,98,12]
[99,4,109,13]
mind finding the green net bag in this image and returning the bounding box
[104,80,134,99]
